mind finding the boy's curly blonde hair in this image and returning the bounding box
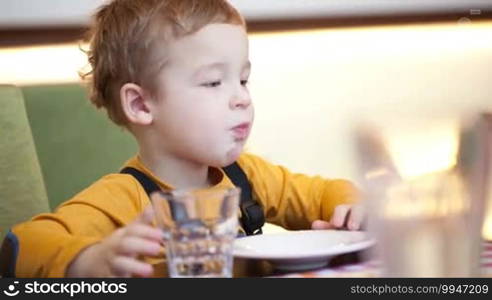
[81,0,245,126]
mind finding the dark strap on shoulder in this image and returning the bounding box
[223,163,265,236]
[122,167,193,223]
[121,167,161,195]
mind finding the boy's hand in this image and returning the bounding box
[311,204,365,231]
[66,205,163,278]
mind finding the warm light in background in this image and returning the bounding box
[1,21,492,86]
[0,43,89,85]
[250,21,492,65]
[384,120,460,179]
[483,179,492,240]
[483,215,492,240]
[361,118,467,219]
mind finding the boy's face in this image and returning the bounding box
[149,23,253,167]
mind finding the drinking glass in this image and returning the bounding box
[151,187,240,277]
[353,115,486,277]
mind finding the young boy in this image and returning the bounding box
[9,0,363,277]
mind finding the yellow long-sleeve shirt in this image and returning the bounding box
[11,153,358,277]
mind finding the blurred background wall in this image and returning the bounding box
[247,22,492,181]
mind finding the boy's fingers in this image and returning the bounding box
[111,256,154,278]
[126,224,162,242]
[135,205,155,225]
[118,237,161,257]
[330,204,351,228]
[347,205,364,231]
[311,220,335,230]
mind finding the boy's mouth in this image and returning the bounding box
[231,122,251,140]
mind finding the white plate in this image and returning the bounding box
[233,230,374,271]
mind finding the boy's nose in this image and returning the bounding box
[229,88,251,110]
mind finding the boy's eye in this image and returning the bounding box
[202,81,221,87]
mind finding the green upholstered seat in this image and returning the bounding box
[21,84,138,209]
[0,85,50,242]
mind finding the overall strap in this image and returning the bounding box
[121,167,160,195]
[223,163,264,235]
[122,167,190,223]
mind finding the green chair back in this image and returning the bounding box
[22,84,138,209]
[0,85,50,242]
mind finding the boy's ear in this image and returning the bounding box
[120,83,153,125]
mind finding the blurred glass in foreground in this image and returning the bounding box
[354,114,489,277]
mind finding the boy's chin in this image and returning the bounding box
[204,143,245,167]
[210,147,243,167]
[225,146,244,165]
[212,156,239,168]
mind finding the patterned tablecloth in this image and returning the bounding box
[276,242,492,278]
